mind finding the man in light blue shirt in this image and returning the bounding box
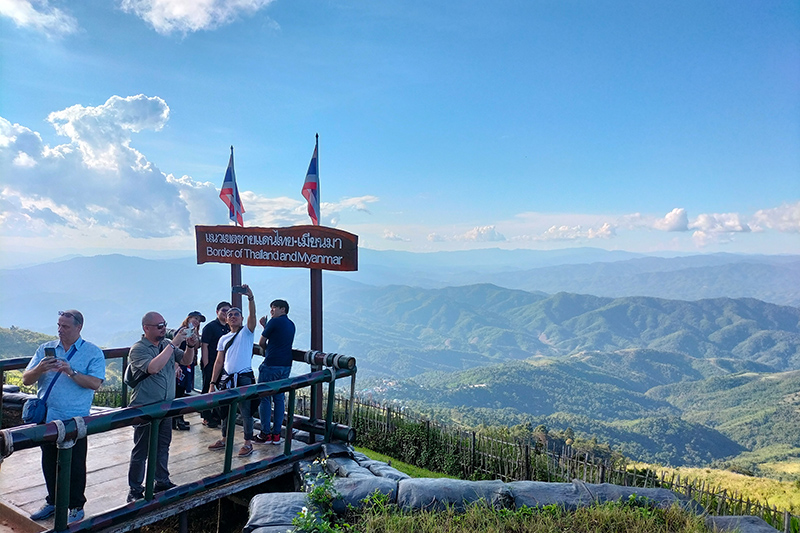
[22,309,105,524]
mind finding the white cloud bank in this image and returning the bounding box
[120,0,276,34]
[0,0,78,36]
[0,95,377,251]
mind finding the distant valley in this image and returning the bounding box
[2,250,799,471]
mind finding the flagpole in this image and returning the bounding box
[229,145,243,309]
[309,134,323,422]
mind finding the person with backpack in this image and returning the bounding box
[126,311,193,502]
[207,284,258,457]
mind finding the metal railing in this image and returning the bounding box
[0,348,356,532]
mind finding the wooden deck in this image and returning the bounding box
[0,412,309,532]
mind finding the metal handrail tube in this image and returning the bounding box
[68,443,324,532]
[2,367,355,452]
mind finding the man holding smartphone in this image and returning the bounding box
[126,312,193,502]
[22,309,105,524]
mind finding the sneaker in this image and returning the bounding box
[208,439,226,450]
[67,508,84,523]
[252,432,271,444]
[127,490,143,503]
[271,433,282,444]
[238,443,254,457]
[30,503,55,520]
[154,480,177,492]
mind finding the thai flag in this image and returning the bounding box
[219,146,245,226]
[301,136,320,225]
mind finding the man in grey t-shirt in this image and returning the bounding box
[126,311,192,502]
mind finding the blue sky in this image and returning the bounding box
[1,0,798,266]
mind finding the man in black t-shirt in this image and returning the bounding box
[199,301,231,428]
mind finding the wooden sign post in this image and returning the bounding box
[196,224,358,421]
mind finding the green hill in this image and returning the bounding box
[0,326,56,360]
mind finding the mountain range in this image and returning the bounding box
[2,250,799,469]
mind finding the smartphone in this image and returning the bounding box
[186,324,195,336]
[44,347,56,358]
[232,285,247,294]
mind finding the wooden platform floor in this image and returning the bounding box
[0,412,305,532]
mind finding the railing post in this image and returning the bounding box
[223,400,238,474]
[121,352,129,408]
[325,373,336,442]
[145,419,161,500]
[284,389,296,455]
[53,443,74,531]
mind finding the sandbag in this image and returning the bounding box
[325,457,370,477]
[578,482,705,514]
[331,476,398,514]
[397,478,513,512]
[243,492,313,533]
[705,515,778,533]
[365,462,411,481]
[507,481,592,511]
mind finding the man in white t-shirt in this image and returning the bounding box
[208,284,257,457]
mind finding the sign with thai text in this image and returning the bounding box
[195,225,358,271]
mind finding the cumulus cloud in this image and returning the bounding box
[0,96,191,239]
[0,0,78,36]
[120,0,276,34]
[653,208,689,231]
[457,225,506,242]
[0,95,380,251]
[382,230,409,242]
[513,223,616,242]
[751,202,800,233]
[687,212,750,247]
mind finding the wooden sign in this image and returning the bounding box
[195,225,358,271]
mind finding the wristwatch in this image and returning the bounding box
[70,368,78,378]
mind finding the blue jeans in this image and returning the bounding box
[220,372,255,441]
[258,365,291,435]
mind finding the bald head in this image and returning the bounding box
[141,311,167,343]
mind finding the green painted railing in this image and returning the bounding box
[0,349,356,532]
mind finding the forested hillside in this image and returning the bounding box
[325,284,800,379]
[0,326,55,360]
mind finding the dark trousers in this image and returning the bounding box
[201,363,220,423]
[128,419,173,492]
[41,437,88,509]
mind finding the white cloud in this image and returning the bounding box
[120,0,276,34]
[653,208,689,231]
[751,202,800,233]
[0,97,190,239]
[513,223,615,242]
[689,212,750,234]
[0,96,380,254]
[0,0,78,36]
[457,225,505,242]
[382,230,409,242]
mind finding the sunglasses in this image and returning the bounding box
[145,322,168,329]
[58,310,84,325]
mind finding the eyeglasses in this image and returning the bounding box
[219,308,231,314]
[145,322,167,329]
[58,311,84,325]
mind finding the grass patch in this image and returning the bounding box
[344,497,713,533]
[649,463,800,513]
[354,446,457,479]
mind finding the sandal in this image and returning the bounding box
[238,443,254,457]
[208,439,226,450]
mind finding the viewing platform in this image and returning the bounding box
[0,348,357,533]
